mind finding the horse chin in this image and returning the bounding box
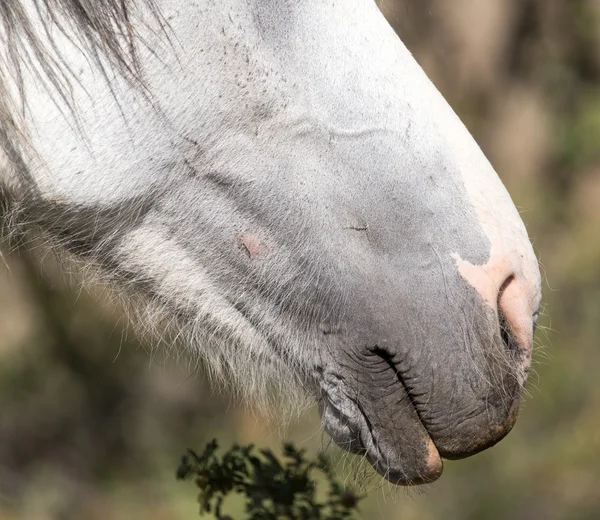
[319,392,443,486]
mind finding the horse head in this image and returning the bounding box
[0,0,541,484]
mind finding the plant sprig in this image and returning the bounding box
[177,440,361,520]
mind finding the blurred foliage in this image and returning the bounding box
[1,1,600,519]
[176,441,360,520]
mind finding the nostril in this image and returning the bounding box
[454,249,540,358]
[497,274,534,356]
[498,275,517,352]
[497,274,515,306]
[498,308,519,353]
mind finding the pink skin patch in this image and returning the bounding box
[452,245,535,361]
[239,232,266,259]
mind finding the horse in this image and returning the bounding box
[0,0,541,485]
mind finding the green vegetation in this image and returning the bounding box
[177,441,360,520]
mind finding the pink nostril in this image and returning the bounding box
[497,275,534,356]
[453,248,541,361]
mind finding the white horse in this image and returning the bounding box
[0,0,541,485]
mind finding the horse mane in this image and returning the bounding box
[0,0,162,164]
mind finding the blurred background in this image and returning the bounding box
[1,0,599,518]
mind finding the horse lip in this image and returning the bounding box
[363,423,443,486]
[318,321,527,484]
[318,384,444,486]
